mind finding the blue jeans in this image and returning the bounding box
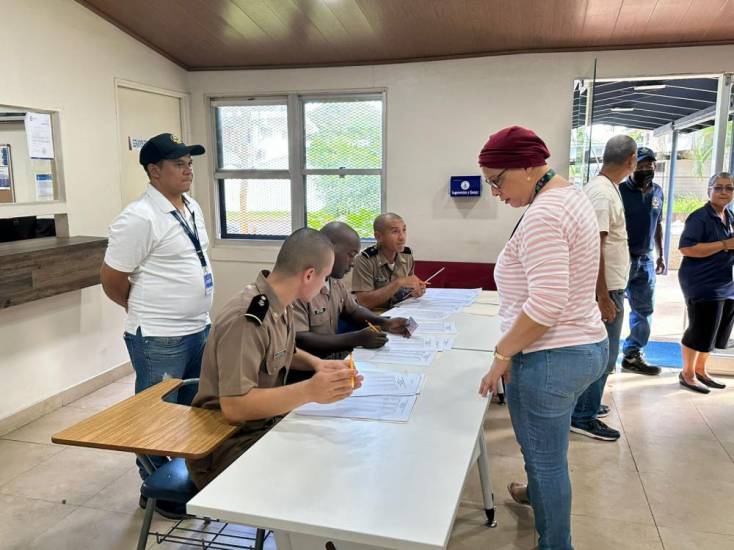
[507,340,608,550]
[123,325,210,478]
[571,290,623,426]
[623,255,656,357]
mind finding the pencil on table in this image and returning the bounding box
[366,321,382,333]
[348,353,355,388]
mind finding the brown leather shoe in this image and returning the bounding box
[507,482,530,506]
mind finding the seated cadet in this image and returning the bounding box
[186,228,363,489]
[293,221,412,364]
[351,212,426,310]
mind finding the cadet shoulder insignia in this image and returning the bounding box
[361,245,379,258]
[245,294,269,325]
[402,246,412,255]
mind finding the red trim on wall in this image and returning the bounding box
[414,260,496,290]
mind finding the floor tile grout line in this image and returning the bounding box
[610,391,667,549]
[692,400,734,463]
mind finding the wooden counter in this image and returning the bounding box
[0,236,107,308]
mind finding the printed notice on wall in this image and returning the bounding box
[36,174,54,201]
[25,112,55,159]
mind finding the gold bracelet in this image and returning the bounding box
[493,347,513,362]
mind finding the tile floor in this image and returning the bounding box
[1,370,733,549]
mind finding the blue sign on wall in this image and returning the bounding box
[450,175,481,197]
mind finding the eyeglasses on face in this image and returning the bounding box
[712,185,734,193]
[483,169,508,189]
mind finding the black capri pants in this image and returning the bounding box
[682,298,734,352]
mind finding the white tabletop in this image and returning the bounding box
[452,312,502,352]
[187,349,493,550]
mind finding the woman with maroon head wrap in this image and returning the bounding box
[477,126,608,549]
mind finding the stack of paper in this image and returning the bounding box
[352,348,436,367]
[386,333,455,352]
[295,395,417,422]
[295,370,424,422]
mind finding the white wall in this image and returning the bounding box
[187,44,734,313]
[0,1,188,422]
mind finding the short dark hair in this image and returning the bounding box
[143,160,164,177]
[602,135,637,166]
[273,228,334,275]
[373,212,403,233]
[320,221,360,246]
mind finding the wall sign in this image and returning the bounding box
[449,175,481,197]
[25,112,55,159]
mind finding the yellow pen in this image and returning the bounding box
[366,321,382,333]
[348,353,355,388]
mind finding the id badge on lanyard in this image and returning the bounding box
[171,205,214,296]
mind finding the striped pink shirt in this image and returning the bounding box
[494,186,607,353]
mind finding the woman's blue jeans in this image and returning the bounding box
[506,340,609,550]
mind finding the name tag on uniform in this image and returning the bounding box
[313,307,327,315]
[375,276,388,283]
[274,349,287,359]
[204,272,214,295]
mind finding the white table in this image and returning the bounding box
[452,313,502,352]
[187,349,499,550]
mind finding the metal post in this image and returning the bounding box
[729,114,734,175]
[662,130,678,276]
[711,74,732,174]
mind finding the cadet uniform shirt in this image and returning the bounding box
[186,270,295,489]
[292,277,360,335]
[351,244,415,309]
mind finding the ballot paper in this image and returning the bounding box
[295,395,418,422]
[353,348,437,366]
[389,308,453,321]
[462,303,500,316]
[424,288,482,302]
[386,333,455,352]
[351,370,424,397]
[411,320,458,335]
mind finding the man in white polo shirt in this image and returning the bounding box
[100,133,212,512]
[571,135,637,442]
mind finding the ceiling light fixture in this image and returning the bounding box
[611,107,635,112]
[634,84,667,91]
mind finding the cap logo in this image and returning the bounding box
[170,134,182,144]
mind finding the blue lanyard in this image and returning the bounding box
[171,201,207,269]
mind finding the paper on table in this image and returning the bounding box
[424,288,481,301]
[463,303,500,316]
[412,320,458,335]
[389,308,453,321]
[295,395,417,422]
[352,370,424,397]
[386,333,455,352]
[353,348,436,366]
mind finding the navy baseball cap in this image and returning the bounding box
[637,147,656,162]
[139,133,205,167]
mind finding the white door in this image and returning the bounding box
[117,86,183,209]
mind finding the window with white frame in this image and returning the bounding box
[212,93,384,240]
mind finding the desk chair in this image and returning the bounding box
[136,378,268,550]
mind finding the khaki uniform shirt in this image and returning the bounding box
[292,277,360,335]
[351,244,415,309]
[186,271,295,489]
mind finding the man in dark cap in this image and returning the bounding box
[618,146,665,375]
[100,133,211,515]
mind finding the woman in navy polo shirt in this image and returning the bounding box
[678,172,734,393]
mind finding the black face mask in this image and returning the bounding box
[632,169,655,188]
